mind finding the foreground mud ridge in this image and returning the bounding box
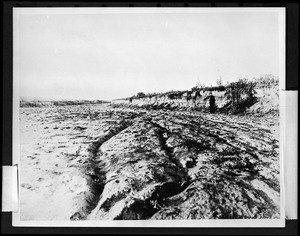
[19,104,280,220]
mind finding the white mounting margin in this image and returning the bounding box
[281,90,298,220]
[2,165,19,212]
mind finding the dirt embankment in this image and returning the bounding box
[20,102,280,220]
[112,83,279,116]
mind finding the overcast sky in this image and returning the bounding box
[14,8,283,101]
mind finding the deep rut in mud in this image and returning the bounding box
[70,118,133,220]
[71,114,195,220]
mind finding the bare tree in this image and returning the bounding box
[217,76,223,86]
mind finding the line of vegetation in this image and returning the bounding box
[125,74,278,101]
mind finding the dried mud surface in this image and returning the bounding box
[19,104,280,220]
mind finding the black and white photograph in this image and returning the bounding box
[12,7,286,227]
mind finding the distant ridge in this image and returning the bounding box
[20,98,110,107]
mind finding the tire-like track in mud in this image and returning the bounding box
[71,106,280,220]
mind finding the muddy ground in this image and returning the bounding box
[19,103,280,220]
